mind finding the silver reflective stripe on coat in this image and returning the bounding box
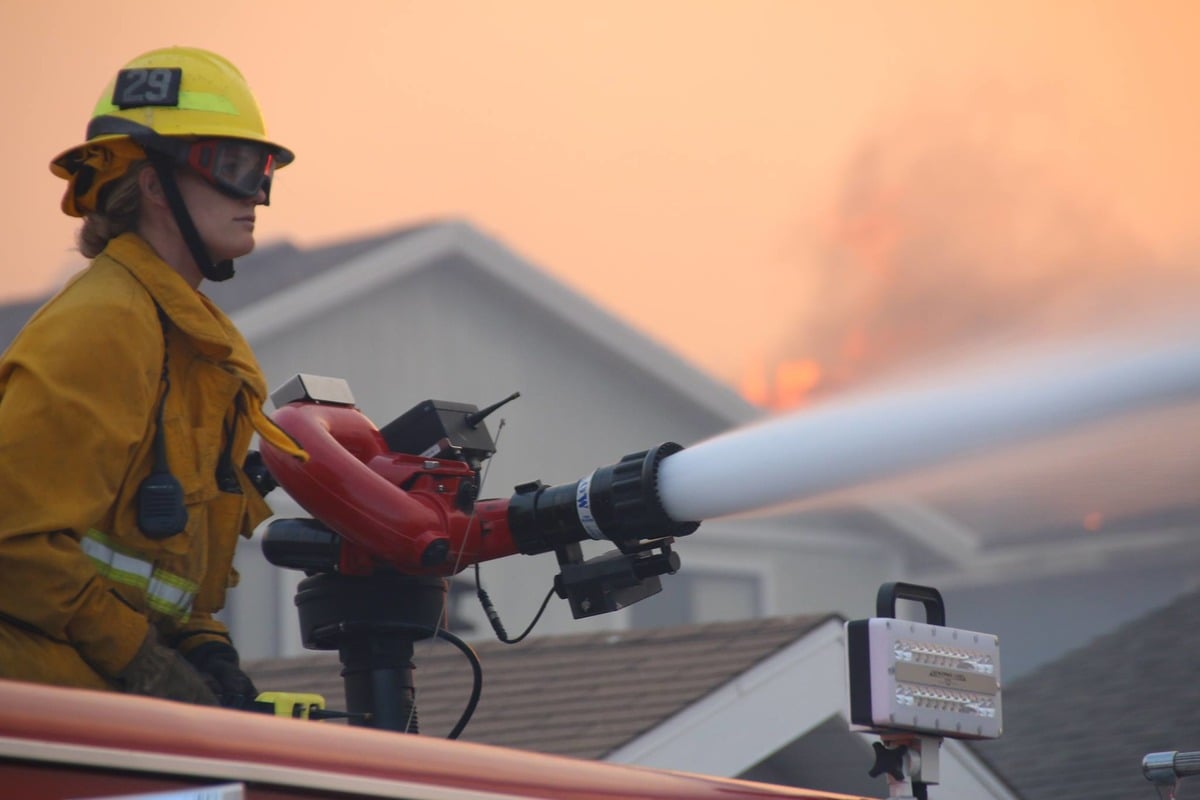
[81,529,198,620]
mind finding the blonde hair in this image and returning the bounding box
[77,161,149,258]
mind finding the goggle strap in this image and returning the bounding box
[87,116,189,163]
[146,151,235,282]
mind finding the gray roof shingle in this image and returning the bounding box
[247,614,835,760]
[970,586,1200,800]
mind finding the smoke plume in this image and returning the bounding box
[760,94,1200,406]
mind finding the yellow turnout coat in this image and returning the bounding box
[0,233,305,688]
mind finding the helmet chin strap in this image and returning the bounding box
[147,152,235,282]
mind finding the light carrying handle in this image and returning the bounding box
[876,582,946,626]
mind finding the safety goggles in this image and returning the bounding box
[183,138,276,201]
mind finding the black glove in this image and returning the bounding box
[117,627,219,706]
[184,641,259,709]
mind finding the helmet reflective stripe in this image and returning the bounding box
[81,529,199,622]
[93,90,240,117]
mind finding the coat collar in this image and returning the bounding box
[103,234,236,354]
[102,233,306,463]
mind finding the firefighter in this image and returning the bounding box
[0,47,307,706]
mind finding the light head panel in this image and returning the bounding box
[846,582,1003,740]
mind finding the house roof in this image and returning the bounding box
[226,218,759,426]
[217,220,1200,613]
[247,614,836,760]
[969,584,1200,800]
[203,223,431,315]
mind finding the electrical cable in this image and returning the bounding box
[368,622,482,740]
[459,416,557,646]
[475,564,555,645]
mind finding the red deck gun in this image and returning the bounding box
[258,374,699,620]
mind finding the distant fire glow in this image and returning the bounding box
[741,358,824,410]
[746,99,1200,412]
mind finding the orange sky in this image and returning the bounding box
[2,1,1197,389]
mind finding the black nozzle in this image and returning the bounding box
[507,442,700,555]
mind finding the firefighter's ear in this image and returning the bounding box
[138,165,168,208]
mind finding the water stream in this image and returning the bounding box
[658,331,1200,522]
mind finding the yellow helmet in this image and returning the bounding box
[51,46,294,217]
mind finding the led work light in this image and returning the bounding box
[846,583,1003,740]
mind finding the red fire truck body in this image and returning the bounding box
[0,679,869,800]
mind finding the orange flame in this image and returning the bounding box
[774,359,823,409]
[740,358,824,411]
